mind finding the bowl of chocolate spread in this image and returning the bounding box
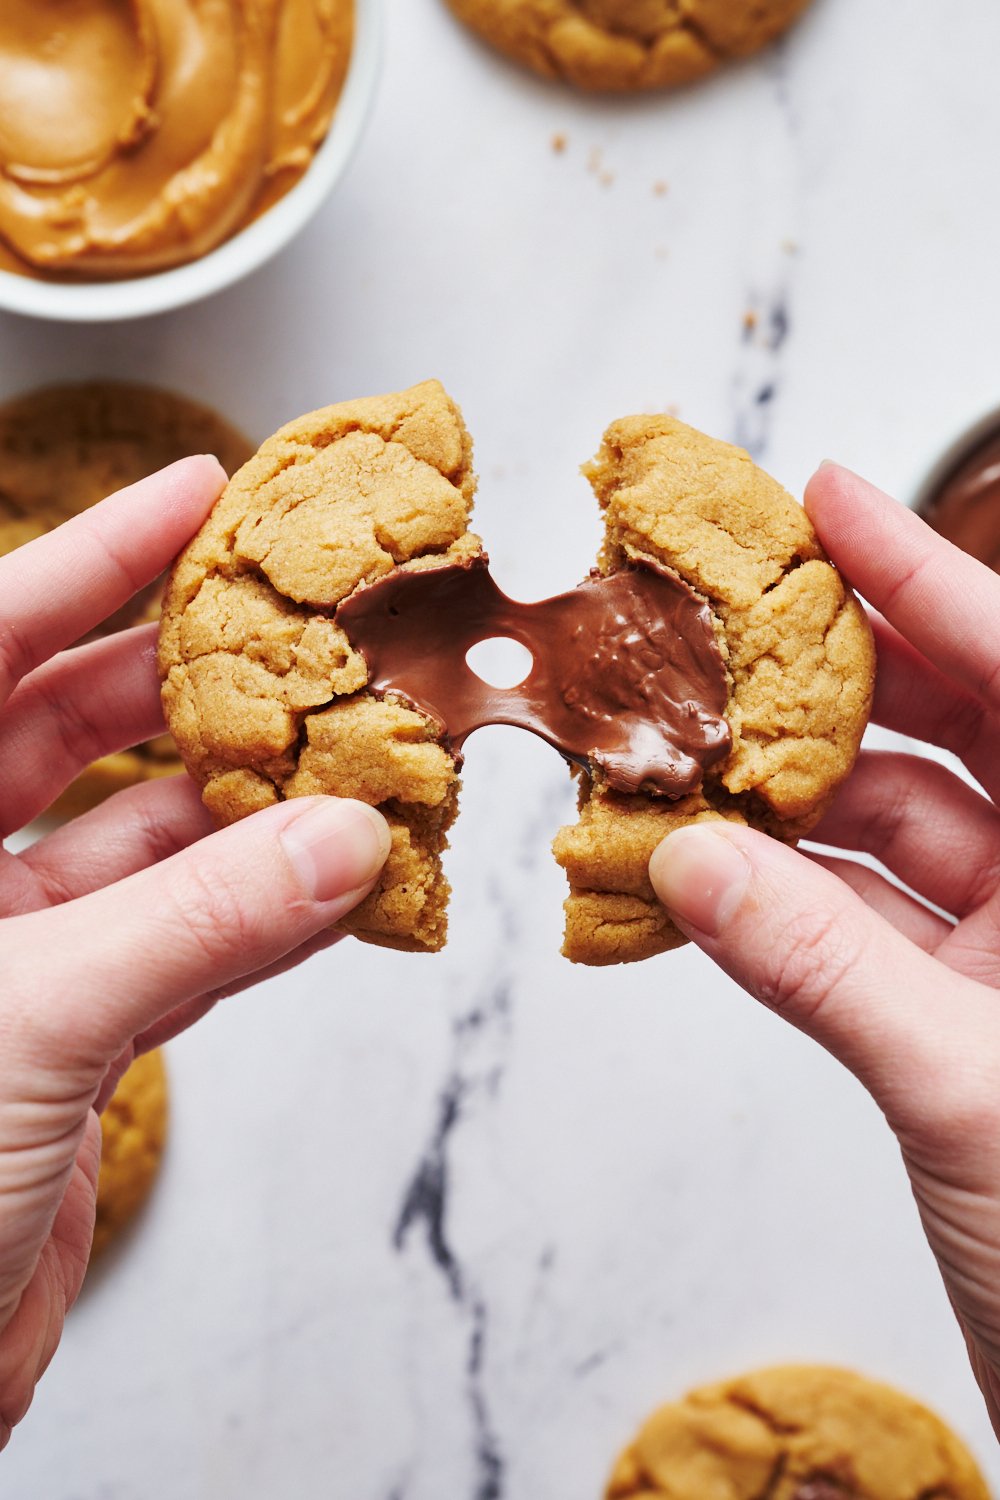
[0,0,380,321]
[915,406,1000,571]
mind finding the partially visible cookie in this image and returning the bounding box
[606,1364,990,1499]
[444,0,814,91]
[90,1049,168,1259]
[0,381,254,816]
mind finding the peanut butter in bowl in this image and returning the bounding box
[0,0,360,290]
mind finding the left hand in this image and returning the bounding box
[0,457,390,1446]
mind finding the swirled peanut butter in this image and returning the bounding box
[0,0,353,280]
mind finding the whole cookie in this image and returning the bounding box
[0,382,254,817]
[606,1364,990,1498]
[444,0,814,91]
[90,1049,168,1260]
[158,380,874,964]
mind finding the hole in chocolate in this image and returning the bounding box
[465,637,533,689]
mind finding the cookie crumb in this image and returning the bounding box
[743,309,758,333]
[551,132,568,154]
[782,237,800,255]
[587,146,603,174]
[652,180,668,196]
[599,170,615,188]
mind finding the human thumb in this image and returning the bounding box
[6,795,391,1068]
[648,822,986,1139]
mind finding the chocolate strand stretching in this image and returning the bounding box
[336,555,731,798]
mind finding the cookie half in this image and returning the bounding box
[444,0,815,92]
[158,380,477,954]
[0,382,254,817]
[606,1364,990,1499]
[158,381,873,963]
[90,1049,168,1260]
[554,413,874,962]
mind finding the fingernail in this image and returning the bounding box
[818,457,837,469]
[199,453,229,482]
[281,799,391,903]
[648,825,751,937]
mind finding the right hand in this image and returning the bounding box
[650,462,1000,1435]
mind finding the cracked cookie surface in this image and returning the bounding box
[0,381,254,816]
[159,381,873,963]
[554,412,874,963]
[443,0,814,91]
[91,1049,168,1260]
[159,379,477,954]
[605,1364,990,1498]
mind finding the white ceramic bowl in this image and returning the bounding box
[0,0,380,324]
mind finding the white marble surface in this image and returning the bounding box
[4,0,1000,1492]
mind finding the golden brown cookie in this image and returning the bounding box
[605,1364,991,1499]
[158,381,873,964]
[0,382,254,817]
[444,0,814,91]
[554,413,874,962]
[90,1049,168,1260]
[159,380,476,955]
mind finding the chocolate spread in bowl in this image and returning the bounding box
[921,427,1000,571]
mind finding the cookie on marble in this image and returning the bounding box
[0,381,254,817]
[605,1364,990,1498]
[90,1049,168,1259]
[158,380,873,964]
[443,0,814,91]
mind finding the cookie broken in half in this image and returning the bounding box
[158,380,874,964]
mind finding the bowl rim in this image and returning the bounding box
[908,400,1000,517]
[0,0,380,324]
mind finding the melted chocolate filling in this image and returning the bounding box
[335,555,731,798]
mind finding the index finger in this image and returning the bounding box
[804,463,1000,712]
[0,454,226,709]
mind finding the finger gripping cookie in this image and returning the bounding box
[444,0,815,92]
[0,381,254,817]
[158,380,874,964]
